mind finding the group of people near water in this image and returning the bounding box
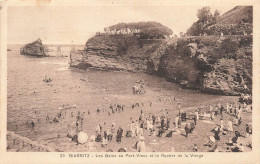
[21,95,252,152]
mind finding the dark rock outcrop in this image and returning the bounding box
[70,35,165,72]
[158,36,252,95]
[20,39,46,57]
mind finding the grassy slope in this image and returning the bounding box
[217,6,253,25]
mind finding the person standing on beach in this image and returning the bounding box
[209,104,213,112]
[111,124,116,139]
[137,136,146,152]
[220,105,224,115]
[210,111,215,120]
[226,103,229,113]
[116,126,123,143]
[193,115,197,125]
[246,124,250,138]
[228,119,233,132]
[220,118,224,131]
[152,115,156,125]
[195,110,199,121]
[178,103,181,114]
[185,124,189,138]
[217,102,221,110]
[175,115,179,128]
[193,144,198,152]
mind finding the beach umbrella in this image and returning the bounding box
[77,131,88,144]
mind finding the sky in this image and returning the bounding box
[7,5,236,44]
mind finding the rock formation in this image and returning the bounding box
[70,34,252,96]
[20,39,46,57]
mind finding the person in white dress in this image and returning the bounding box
[195,110,199,121]
[220,118,224,131]
[146,118,151,130]
[227,119,233,132]
[209,104,213,112]
[137,136,146,152]
[175,115,179,128]
[226,103,229,113]
[130,121,135,137]
[137,126,143,137]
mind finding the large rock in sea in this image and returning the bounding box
[20,39,46,57]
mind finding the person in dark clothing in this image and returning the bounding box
[214,128,220,140]
[181,112,184,121]
[193,115,197,125]
[157,127,164,137]
[193,144,198,152]
[152,115,156,125]
[30,121,35,128]
[116,126,123,143]
[238,117,242,126]
[95,133,102,142]
[183,112,187,121]
[107,133,113,141]
[185,124,189,138]
[246,124,250,137]
[140,119,144,129]
[161,117,165,128]
[220,105,224,115]
[166,130,174,137]
[118,148,126,152]
[99,124,102,132]
[232,147,240,152]
[235,131,241,137]
[232,131,241,144]
[72,134,78,144]
[190,123,195,133]
[104,130,107,139]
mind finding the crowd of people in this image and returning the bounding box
[21,92,252,152]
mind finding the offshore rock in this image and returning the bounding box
[20,39,46,57]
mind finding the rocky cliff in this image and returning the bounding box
[70,35,166,72]
[70,34,252,96]
[158,36,252,95]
